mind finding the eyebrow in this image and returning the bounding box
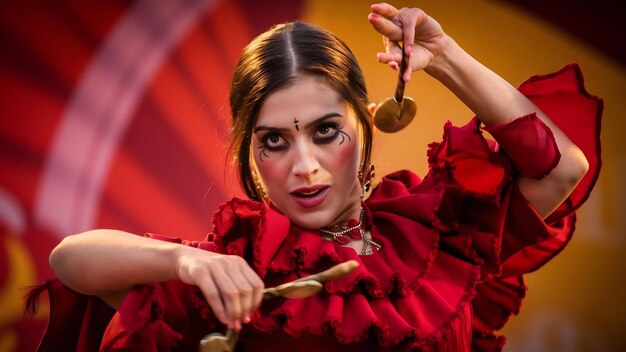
[253,112,343,133]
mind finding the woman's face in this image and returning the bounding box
[252,75,362,229]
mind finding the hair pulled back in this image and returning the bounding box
[229,22,373,200]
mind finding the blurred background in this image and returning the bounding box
[1,1,624,351]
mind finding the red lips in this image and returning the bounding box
[290,185,329,208]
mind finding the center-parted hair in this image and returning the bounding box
[229,21,373,200]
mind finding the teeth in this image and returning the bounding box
[300,190,319,196]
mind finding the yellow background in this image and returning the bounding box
[303,1,625,350]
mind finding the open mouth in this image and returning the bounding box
[292,188,326,197]
[290,186,329,208]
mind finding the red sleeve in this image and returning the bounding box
[29,233,225,351]
[424,63,602,349]
[426,63,602,277]
[26,279,116,351]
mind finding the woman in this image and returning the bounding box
[30,3,602,351]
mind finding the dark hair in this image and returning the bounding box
[229,21,373,200]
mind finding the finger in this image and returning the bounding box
[377,50,402,66]
[239,266,264,321]
[402,8,428,53]
[197,273,229,325]
[367,12,402,42]
[403,61,412,83]
[212,264,242,329]
[246,268,265,309]
[400,10,419,56]
[370,2,399,19]
[224,258,255,323]
[401,53,411,82]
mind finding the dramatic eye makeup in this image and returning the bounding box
[253,112,352,161]
[256,129,289,161]
[312,122,351,145]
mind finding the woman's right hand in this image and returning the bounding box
[368,3,447,82]
[51,230,264,330]
[176,249,264,330]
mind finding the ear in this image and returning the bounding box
[367,102,378,115]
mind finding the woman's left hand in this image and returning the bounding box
[368,2,447,82]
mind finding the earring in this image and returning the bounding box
[358,164,375,199]
[251,170,268,200]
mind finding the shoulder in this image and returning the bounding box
[209,197,291,276]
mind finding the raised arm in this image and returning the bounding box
[368,3,588,218]
[49,229,264,329]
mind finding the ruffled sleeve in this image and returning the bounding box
[518,63,602,222]
[420,63,602,350]
[26,279,116,351]
[425,63,601,273]
[26,234,225,351]
[95,234,227,351]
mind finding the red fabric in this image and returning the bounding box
[483,113,560,180]
[29,63,601,351]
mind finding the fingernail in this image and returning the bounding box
[233,320,241,330]
[244,315,251,324]
[405,44,412,56]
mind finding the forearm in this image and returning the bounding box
[50,229,264,325]
[49,229,191,295]
[425,35,542,125]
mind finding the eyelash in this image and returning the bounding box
[318,123,352,146]
[258,133,289,160]
[257,123,351,161]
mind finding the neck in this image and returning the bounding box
[327,184,362,229]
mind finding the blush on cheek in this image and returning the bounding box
[255,158,287,190]
[332,138,360,169]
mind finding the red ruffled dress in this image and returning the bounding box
[28,64,602,351]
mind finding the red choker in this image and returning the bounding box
[319,208,381,255]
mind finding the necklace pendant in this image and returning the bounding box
[335,234,350,245]
[347,229,362,240]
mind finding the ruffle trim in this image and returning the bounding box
[424,116,513,277]
[519,63,603,221]
[250,256,480,349]
[483,112,561,180]
[427,117,512,207]
[204,195,481,348]
[100,284,183,351]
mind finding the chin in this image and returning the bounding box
[278,203,343,229]
[288,211,332,230]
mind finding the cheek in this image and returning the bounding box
[328,140,360,173]
[255,157,289,187]
[252,140,287,186]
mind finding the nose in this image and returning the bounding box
[291,140,320,179]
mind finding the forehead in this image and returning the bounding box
[256,76,346,126]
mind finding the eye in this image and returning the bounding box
[313,124,339,144]
[261,132,289,151]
